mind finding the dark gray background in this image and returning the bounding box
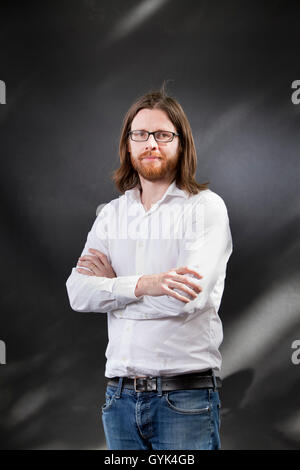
[1,0,300,449]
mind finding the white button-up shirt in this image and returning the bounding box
[66,180,233,378]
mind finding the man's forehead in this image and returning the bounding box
[131,108,175,129]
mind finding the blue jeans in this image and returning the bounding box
[101,378,221,450]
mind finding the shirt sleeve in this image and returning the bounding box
[66,204,144,313]
[113,192,233,320]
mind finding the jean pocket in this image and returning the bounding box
[164,389,211,415]
[101,386,117,412]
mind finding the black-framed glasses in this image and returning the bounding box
[128,130,180,142]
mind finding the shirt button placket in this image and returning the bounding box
[136,239,145,274]
[119,321,134,366]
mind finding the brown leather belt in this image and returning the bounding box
[107,369,222,392]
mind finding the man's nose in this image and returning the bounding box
[145,133,157,149]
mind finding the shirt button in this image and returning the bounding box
[138,241,144,247]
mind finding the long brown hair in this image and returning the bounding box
[111,83,210,196]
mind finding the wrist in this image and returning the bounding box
[134,275,145,297]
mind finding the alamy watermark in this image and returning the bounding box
[0,80,6,104]
[95,198,206,251]
[291,340,300,365]
[291,80,300,105]
[0,79,7,363]
[0,340,6,365]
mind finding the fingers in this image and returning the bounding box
[168,280,199,299]
[173,274,202,294]
[79,253,103,264]
[176,266,203,279]
[88,248,109,266]
[164,285,191,303]
[77,260,97,273]
[78,254,103,271]
[76,268,94,275]
[174,267,203,294]
[77,250,114,278]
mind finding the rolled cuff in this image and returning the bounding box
[112,275,144,302]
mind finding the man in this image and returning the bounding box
[66,87,233,450]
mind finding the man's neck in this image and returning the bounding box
[139,178,174,211]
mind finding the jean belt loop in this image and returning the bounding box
[212,370,217,392]
[157,376,162,397]
[115,377,123,398]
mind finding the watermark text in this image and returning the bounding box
[291,80,300,105]
[291,340,300,365]
[0,80,6,104]
[95,198,205,249]
[0,340,6,365]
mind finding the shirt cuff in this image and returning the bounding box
[112,275,144,302]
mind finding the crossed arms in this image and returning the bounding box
[66,194,233,319]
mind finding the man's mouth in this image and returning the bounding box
[142,155,161,160]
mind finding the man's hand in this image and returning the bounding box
[76,248,116,278]
[135,266,203,303]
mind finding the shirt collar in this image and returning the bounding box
[124,180,189,204]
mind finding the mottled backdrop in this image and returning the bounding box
[0,0,300,449]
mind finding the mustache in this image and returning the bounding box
[139,152,163,159]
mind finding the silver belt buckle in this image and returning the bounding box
[134,376,148,392]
